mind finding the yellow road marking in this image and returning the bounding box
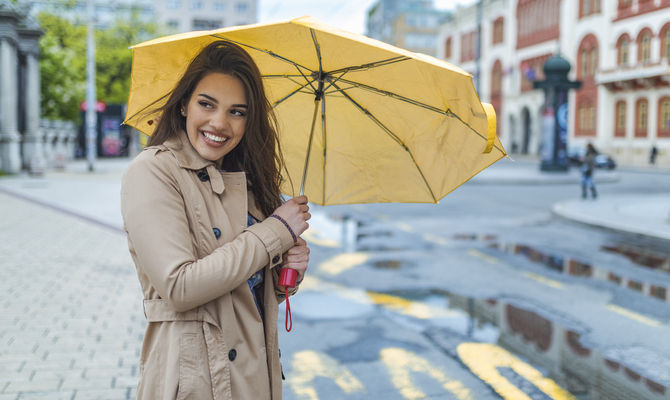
[288,351,365,400]
[318,252,369,276]
[423,233,449,245]
[457,343,576,400]
[523,272,563,289]
[367,292,460,319]
[302,228,340,248]
[468,249,500,264]
[381,348,473,400]
[607,304,661,327]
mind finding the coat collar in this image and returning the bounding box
[163,132,226,194]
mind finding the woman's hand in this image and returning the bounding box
[282,238,310,284]
[271,195,310,237]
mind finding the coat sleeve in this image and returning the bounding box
[120,151,295,312]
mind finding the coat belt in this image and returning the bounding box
[143,299,231,400]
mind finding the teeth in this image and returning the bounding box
[202,131,228,143]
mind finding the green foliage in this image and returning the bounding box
[37,11,161,122]
[38,12,86,121]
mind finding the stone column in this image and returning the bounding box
[18,27,44,173]
[0,32,21,173]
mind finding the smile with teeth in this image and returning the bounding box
[201,131,228,143]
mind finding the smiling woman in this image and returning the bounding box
[120,41,312,399]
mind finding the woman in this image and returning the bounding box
[581,142,598,199]
[121,41,310,399]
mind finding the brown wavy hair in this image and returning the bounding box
[147,40,284,217]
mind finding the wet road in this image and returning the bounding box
[280,167,670,400]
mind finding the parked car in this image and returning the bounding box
[594,154,616,170]
[567,147,617,170]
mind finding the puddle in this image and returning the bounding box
[391,289,670,400]
[452,233,670,302]
[601,244,670,271]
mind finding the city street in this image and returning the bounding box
[1,157,669,399]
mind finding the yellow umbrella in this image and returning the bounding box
[124,16,506,205]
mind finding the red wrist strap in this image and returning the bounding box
[285,288,292,332]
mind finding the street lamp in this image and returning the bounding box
[85,0,97,172]
[533,55,581,172]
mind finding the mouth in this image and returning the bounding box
[201,130,229,145]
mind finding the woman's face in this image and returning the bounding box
[184,72,247,162]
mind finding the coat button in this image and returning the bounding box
[197,169,210,182]
[272,255,280,264]
[213,228,221,239]
[228,349,237,361]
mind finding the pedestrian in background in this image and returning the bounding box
[581,142,598,200]
[121,41,310,399]
[650,144,658,165]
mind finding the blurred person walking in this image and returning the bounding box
[581,143,598,200]
[121,41,310,399]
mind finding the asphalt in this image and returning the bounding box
[0,155,667,241]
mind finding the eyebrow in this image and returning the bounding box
[197,93,248,108]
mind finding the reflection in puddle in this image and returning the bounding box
[392,289,669,400]
[452,233,670,303]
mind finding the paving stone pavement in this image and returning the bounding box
[0,192,145,399]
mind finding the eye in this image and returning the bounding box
[198,100,213,109]
[231,109,247,117]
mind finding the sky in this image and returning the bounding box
[258,0,477,35]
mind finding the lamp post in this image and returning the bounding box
[533,54,581,171]
[85,0,97,172]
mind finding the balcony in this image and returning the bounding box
[597,59,670,90]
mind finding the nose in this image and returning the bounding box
[209,110,229,132]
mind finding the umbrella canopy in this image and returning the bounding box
[124,16,506,205]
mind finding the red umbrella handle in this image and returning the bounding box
[278,268,297,332]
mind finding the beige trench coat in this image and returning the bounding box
[121,132,297,400]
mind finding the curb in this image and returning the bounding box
[552,197,670,241]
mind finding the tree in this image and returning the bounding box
[38,12,86,121]
[37,10,161,122]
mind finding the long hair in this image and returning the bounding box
[148,40,284,217]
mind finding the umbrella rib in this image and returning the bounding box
[124,91,170,124]
[330,81,438,203]
[210,34,314,74]
[272,78,317,109]
[328,56,411,75]
[336,77,505,154]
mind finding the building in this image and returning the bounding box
[158,0,256,33]
[366,0,449,57]
[438,0,670,168]
[30,0,257,33]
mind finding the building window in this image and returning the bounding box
[636,99,648,137]
[167,20,179,30]
[214,1,225,11]
[492,17,504,45]
[581,49,588,76]
[615,101,626,137]
[445,37,452,59]
[639,32,652,63]
[580,0,600,17]
[618,36,629,66]
[192,19,222,30]
[167,0,180,9]
[579,103,596,131]
[664,29,670,60]
[659,98,670,135]
[190,0,203,10]
[235,2,248,13]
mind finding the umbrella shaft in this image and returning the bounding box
[299,98,321,196]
